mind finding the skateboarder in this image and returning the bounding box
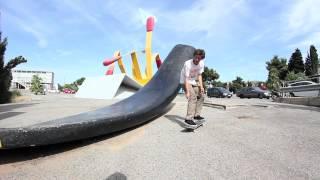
[180,49,205,127]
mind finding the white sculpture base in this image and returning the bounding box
[75,74,141,100]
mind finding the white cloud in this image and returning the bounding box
[138,8,157,25]
[102,1,146,29]
[288,31,320,48]
[56,49,73,56]
[101,0,248,36]
[247,29,272,45]
[156,0,248,35]
[282,0,320,42]
[3,10,48,48]
[58,0,106,32]
[1,0,115,48]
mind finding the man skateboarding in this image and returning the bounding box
[180,49,206,128]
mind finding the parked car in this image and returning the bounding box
[236,87,271,99]
[63,88,76,94]
[287,80,319,97]
[207,87,232,98]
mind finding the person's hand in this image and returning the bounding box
[200,87,204,94]
[185,91,190,100]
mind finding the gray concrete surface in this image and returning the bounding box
[0,94,119,128]
[274,96,320,107]
[0,94,320,179]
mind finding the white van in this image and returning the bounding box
[288,81,319,97]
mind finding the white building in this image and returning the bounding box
[11,69,55,90]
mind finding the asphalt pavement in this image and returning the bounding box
[0,94,319,179]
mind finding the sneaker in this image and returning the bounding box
[194,119,205,125]
[194,115,204,120]
[184,119,197,126]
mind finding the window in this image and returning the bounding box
[290,82,311,86]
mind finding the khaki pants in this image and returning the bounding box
[183,84,204,120]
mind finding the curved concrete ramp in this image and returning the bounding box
[0,44,195,149]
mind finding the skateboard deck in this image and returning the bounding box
[183,119,205,131]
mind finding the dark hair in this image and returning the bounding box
[193,49,205,59]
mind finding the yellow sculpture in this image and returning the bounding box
[103,16,162,86]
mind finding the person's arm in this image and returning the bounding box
[198,75,204,94]
[184,65,190,99]
[199,62,205,94]
[185,77,190,99]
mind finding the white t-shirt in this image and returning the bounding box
[180,59,204,85]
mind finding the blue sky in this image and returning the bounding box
[1,0,320,85]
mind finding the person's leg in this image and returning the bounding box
[186,85,197,120]
[195,87,204,117]
[180,84,186,93]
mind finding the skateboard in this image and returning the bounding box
[183,119,205,131]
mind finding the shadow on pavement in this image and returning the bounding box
[164,114,186,128]
[0,112,25,121]
[0,103,38,113]
[105,172,127,180]
[164,114,195,133]
[0,121,149,165]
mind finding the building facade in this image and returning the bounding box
[11,69,54,90]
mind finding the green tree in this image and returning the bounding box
[58,83,63,91]
[285,71,307,81]
[75,77,86,86]
[232,76,243,84]
[223,82,228,89]
[30,75,44,95]
[229,76,244,93]
[212,80,224,87]
[63,83,78,91]
[202,66,219,83]
[61,77,86,92]
[266,68,280,90]
[0,33,27,103]
[288,48,304,73]
[266,55,288,80]
[305,53,312,76]
[310,45,319,75]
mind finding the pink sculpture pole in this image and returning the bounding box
[103,56,122,66]
[155,55,162,69]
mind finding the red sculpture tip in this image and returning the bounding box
[146,17,155,32]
